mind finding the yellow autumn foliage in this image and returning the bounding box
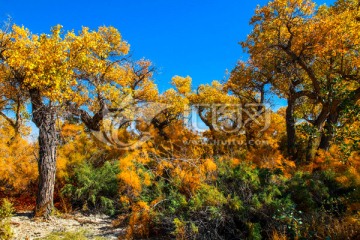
[0,120,37,193]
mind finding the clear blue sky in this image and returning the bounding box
[0,0,334,139]
[1,0,335,139]
[0,0,334,95]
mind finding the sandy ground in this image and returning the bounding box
[10,212,124,239]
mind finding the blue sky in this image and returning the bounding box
[0,0,334,95]
[1,1,265,92]
[1,0,335,138]
[0,0,333,139]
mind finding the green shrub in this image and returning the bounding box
[121,156,359,239]
[145,161,296,239]
[215,162,295,239]
[248,222,262,240]
[0,199,14,240]
[61,161,119,215]
[286,170,354,215]
[40,229,106,240]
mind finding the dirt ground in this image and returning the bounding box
[10,212,124,239]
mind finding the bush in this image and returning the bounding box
[287,170,356,215]
[61,161,120,216]
[304,214,360,240]
[40,230,106,240]
[119,155,298,239]
[118,152,360,239]
[0,199,14,240]
[215,161,295,239]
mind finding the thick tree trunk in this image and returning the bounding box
[30,89,58,218]
[319,112,338,151]
[305,104,329,162]
[286,98,296,159]
[245,127,255,150]
[306,123,326,162]
[34,117,57,218]
[306,135,318,162]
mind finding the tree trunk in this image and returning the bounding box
[35,117,57,218]
[30,89,58,218]
[306,134,318,162]
[286,98,296,159]
[319,112,338,151]
[305,104,329,162]
[305,123,325,162]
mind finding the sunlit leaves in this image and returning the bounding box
[0,119,37,193]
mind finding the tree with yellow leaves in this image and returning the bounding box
[0,24,28,139]
[0,24,158,217]
[243,0,360,161]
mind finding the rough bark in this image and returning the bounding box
[306,135,319,162]
[305,110,328,162]
[318,87,360,151]
[286,97,296,159]
[319,112,338,151]
[30,89,57,218]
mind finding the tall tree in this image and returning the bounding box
[243,0,360,161]
[0,25,157,217]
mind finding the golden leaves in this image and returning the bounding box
[2,24,144,110]
[171,75,192,95]
[118,150,154,197]
[118,170,142,195]
[192,80,236,105]
[0,119,37,192]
